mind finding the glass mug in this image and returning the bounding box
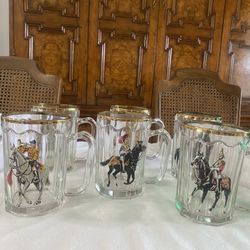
[110,105,166,183]
[172,112,222,177]
[176,121,250,225]
[31,103,96,194]
[95,111,171,198]
[236,149,250,211]
[2,112,95,216]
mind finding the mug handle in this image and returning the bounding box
[147,126,172,182]
[146,118,165,160]
[65,131,96,195]
[78,117,96,137]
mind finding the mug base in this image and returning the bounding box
[95,183,142,199]
[176,201,233,226]
[5,193,64,217]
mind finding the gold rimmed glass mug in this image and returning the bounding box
[176,120,250,225]
[110,105,166,183]
[95,111,172,199]
[31,103,96,195]
[2,112,95,216]
[172,112,222,177]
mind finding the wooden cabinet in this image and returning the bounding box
[9,0,250,126]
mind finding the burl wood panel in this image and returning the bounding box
[24,0,80,17]
[25,24,79,93]
[228,0,250,99]
[167,0,215,28]
[96,30,146,99]
[99,0,149,23]
[87,0,158,107]
[154,0,224,81]
[165,36,212,79]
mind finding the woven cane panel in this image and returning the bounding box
[159,79,239,136]
[0,69,57,114]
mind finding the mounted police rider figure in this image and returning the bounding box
[17,139,40,181]
[210,149,225,191]
[118,134,131,173]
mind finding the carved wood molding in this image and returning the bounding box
[96,29,147,99]
[164,35,213,79]
[228,39,250,85]
[24,22,79,95]
[99,0,150,24]
[24,0,80,17]
[166,0,215,29]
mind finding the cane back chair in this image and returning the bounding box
[154,68,242,137]
[0,56,62,114]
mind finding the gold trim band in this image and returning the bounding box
[182,120,250,137]
[32,103,79,112]
[98,111,150,122]
[175,111,222,122]
[110,105,150,116]
[2,112,71,124]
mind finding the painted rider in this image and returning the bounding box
[17,139,40,180]
[118,134,130,173]
[210,149,225,191]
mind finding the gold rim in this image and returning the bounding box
[175,111,222,122]
[33,103,79,112]
[2,112,71,124]
[110,105,150,116]
[98,111,150,122]
[182,120,250,137]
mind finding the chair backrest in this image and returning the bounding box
[154,68,242,137]
[0,56,62,114]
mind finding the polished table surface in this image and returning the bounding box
[0,141,250,250]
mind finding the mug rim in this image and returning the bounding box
[182,120,250,137]
[98,110,151,122]
[110,105,151,116]
[175,111,222,122]
[32,103,79,112]
[2,112,71,124]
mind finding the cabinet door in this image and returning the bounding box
[154,0,225,81]
[219,0,250,127]
[10,0,89,104]
[87,0,159,108]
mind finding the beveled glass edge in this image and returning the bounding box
[182,120,250,137]
[2,111,71,124]
[110,105,151,116]
[175,111,222,122]
[98,111,151,122]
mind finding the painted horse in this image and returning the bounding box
[100,141,146,187]
[190,151,231,211]
[8,146,48,206]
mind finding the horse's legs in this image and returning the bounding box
[112,166,121,179]
[107,167,113,187]
[34,181,44,205]
[196,188,209,211]
[188,186,199,204]
[130,169,135,184]
[191,186,198,196]
[127,168,135,184]
[16,179,23,207]
[124,170,131,185]
[224,189,230,208]
[209,191,220,211]
[201,188,209,203]
[21,181,32,204]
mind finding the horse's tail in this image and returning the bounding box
[100,156,113,166]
